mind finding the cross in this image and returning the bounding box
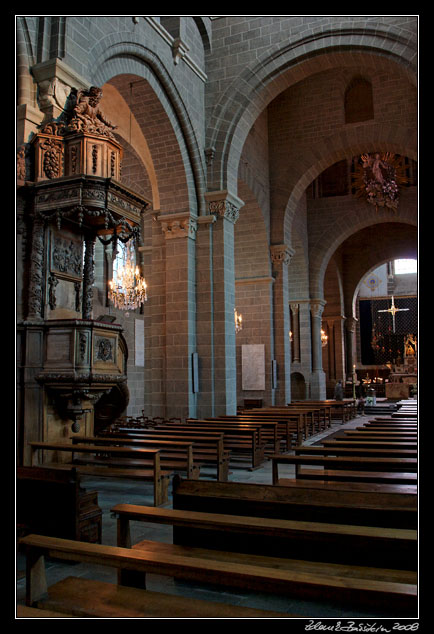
[377,295,409,333]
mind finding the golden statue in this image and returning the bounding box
[404,333,417,357]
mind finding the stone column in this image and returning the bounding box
[310,300,327,399]
[159,212,198,420]
[195,191,243,417]
[271,244,294,405]
[289,303,300,363]
[345,316,358,376]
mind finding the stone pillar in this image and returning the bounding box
[271,244,294,405]
[159,212,198,420]
[195,191,243,417]
[289,303,300,363]
[310,300,327,399]
[345,316,358,376]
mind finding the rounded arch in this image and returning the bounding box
[99,81,159,207]
[291,371,307,400]
[346,224,418,317]
[310,198,417,303]
[278,122,417,244]
[82,35,207,215]
[206,30,417,194]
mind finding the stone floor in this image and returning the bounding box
[16,412,413,619]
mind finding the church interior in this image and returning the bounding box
[15,16,418,621]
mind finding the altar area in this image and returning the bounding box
[385,334,417,399]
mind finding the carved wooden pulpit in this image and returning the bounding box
[17,86,151,465]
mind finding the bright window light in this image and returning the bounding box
[394,259,417,274]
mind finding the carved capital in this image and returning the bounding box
[345,316,358,333]
[270,244,295,266]
[310,300,326,319]
[204,190,244,225]
[159,213,198,240]
[289,302,299,315]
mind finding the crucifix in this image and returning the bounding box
[377,295,409,333]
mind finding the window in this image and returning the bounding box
[394,259,417,275]
[344,77,374,124]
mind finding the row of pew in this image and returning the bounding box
[26,402,347,507]
[18,399,418,617]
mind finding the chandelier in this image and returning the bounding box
[321,327,328,347]
[234,308,243,333]
[289,330,293,342]
[108,241,147,314]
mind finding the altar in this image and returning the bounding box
[385,335,417,398]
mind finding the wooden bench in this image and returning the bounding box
[164,422,266,470]
[294,444,418,459]
[293,399,355,423]
[273,478,417,495]
[17,604,78,618]
[210,415,284,452]
[170,475,417,530]
[28,442,172,506]
[323,439,417,450]
[271,454,417,486]
[278,405,330,433]
[17,466,102,544]
[18,534,294,618]
[109,503,417,615]
[101,428,230,481]
[235,410,308,446]
[71,435,200,480]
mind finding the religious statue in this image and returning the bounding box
[404,333,417,357]
[360,152,399,211]
[65,86,118,139]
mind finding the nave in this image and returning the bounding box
[17,400,418,620]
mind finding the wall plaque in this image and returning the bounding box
[241,344,265,391]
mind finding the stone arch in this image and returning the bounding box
[309,195,417,305]
[291,371,307,400]
[278,122,417,243]
[82,36,207,215]
[344,223,418,318]
[206,30,417,194]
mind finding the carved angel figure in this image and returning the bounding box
[361,152,399,210]
[66,86,117,139]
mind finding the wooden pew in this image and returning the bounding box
[17,605,79,618]
[277,404,330,432]
[236,410,307,445]
[205,416,281,453]
[18,535,293,618]
[163,422,266,470]
[100,428,230,481]
[17,466,102,544]
[71,435,200,479]
[293,399,355,423]
[323,439,417,450]
[272,478,417,495]
[109,503,417,615]
[245,406,323,436]
[293,445,418,459]
[169,476,417,530]
[271,454,417,487]
[28,442,171,506]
